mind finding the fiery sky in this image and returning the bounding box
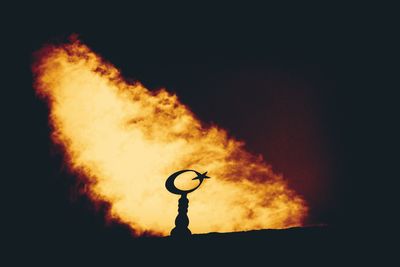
[32,37,307,236]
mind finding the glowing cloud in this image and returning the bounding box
[32,37,307,236]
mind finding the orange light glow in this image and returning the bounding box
[32,37,308,236]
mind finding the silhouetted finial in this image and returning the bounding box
[165,170,210,237]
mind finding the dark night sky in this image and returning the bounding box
[5,4,389,254]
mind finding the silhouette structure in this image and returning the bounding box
[165,170,210,237]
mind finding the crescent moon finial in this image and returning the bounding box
[165,169,210,195]
[165,169,211,237]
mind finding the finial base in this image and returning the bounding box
[170,194,192,237]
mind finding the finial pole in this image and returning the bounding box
[170,193,191,237]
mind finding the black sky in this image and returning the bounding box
[5,4,387,252]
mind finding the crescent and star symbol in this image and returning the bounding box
[165,169,210,195]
